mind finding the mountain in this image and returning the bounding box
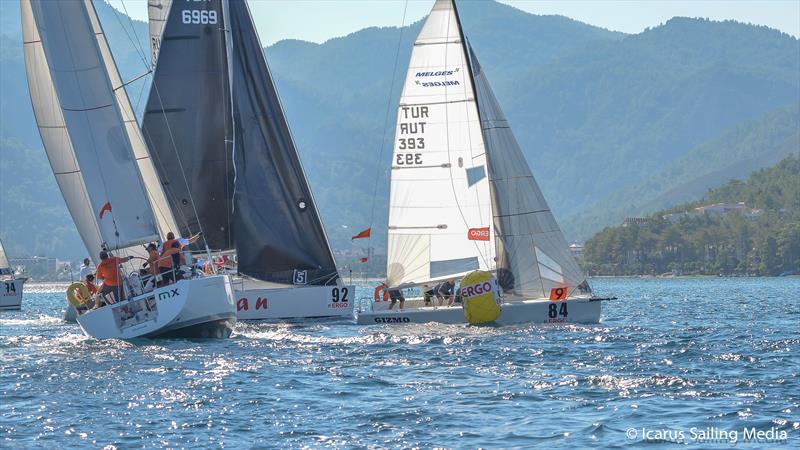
[584,156,800,276]
[0,1,797,268]
[563,103,800,238]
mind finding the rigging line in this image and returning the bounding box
[113,69,153,90]
[74,2,137,251]
[113,0,151,71]
[441,2,492,271]
[143,83,205,240]
[366,0,409,279]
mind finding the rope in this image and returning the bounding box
[365,0,409,280]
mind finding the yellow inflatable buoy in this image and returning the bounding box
[66,282,90,308]
[460,270,502,324]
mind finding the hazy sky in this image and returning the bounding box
[109,0,800,45]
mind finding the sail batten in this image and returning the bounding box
[22,0,160,259]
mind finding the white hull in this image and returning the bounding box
[356,298,602,325]
[76,275,236,339]
[0,278,26,311]
[234,280,355,320]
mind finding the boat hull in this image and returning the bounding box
[0,278,26,311]
[356,298,602,325]
[235,283,355,320]
[76,275,236,339]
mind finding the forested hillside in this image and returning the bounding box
[584,156,800,276]
[0,1,797,265]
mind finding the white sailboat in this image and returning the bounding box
[0,238,26,311]
[21,0,236,338]
[142,0,355,320]
[356,0,607,325]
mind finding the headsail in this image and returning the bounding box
[228,1,338,284]
[147,0,172,66]
[386,0,495,288]
[142,0,235,251]
[0,239,9,270]
[22,0,160,259]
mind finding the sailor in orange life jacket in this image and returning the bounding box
[375,282,405,310]
[158,231,202,254]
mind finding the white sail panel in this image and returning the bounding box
[87,0,178,240]
[468,45,589,299]
[387,0,494,288]
[24,0,159,252]
[22,0,107,261]
[0,239,9,269]
[147,0,172,66]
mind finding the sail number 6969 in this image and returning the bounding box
[182,9,217,25]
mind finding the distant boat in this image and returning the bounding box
[142,0,355,320]
[356,0,607,325]
[21,0,236,339]
[0,238,26,311]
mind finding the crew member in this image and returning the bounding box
[388,288,405,311]
[438,279,455,306]
[78,258,94,280]
[422,284,435,306]
[95,251,133,305]
[144,243,160,278]
[159,241,185,285]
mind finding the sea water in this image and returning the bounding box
[1,278,797,448]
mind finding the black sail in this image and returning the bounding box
[228,2,338,285]
[141,0,234,250]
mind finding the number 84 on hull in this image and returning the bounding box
[355,297,603,325]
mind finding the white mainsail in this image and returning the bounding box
[147,0,172,67]
[387,0,495,288]
[22,0,160,260]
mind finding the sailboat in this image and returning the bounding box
[0,238,26,311]
[142,0,355,320]
[356,0,606,325]
[21,0,236,339]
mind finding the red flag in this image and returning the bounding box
[98,202,112,219]
[351,227,371,240]
[359,257,369,263]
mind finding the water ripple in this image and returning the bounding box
[0,277,798,448]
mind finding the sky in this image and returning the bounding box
[109,0,800,45]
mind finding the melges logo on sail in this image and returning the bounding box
[414,68,461,87]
